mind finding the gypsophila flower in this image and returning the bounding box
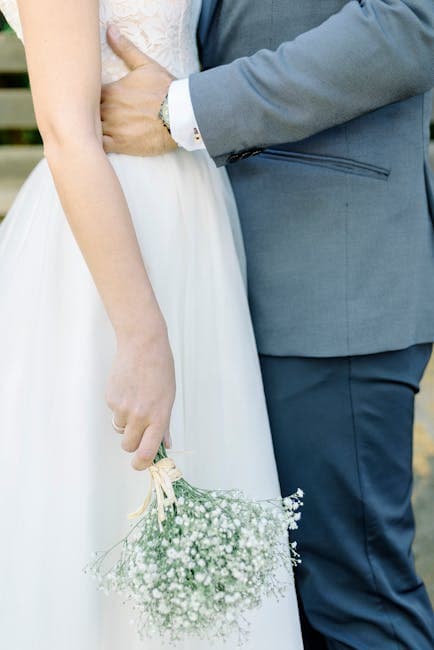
[84,445,302,646]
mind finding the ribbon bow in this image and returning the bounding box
[128,457,183,531]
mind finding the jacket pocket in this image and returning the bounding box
[260,148,391,181]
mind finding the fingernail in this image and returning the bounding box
[108,24,121,40]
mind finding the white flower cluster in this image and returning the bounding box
[86,459,303,646]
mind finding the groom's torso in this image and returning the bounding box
[199,0,349,63]
[199,1,434,358]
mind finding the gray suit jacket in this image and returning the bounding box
[190,0,434,357]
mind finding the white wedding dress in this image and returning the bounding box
[0,1,303,649]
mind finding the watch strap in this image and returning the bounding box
[159,93,171,135]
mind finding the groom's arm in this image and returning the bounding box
[184,0,434,166]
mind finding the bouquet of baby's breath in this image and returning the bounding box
[85,445,303,646]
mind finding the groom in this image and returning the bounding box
[101,1,434,648]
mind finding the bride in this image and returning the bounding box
[0,1,302,648]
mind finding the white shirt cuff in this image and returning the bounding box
[168,78,206,152]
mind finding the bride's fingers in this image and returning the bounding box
[163,431,172,449]
[132,426,165,471]
[103,134,116,153]
[121,416,148,453]
[112,410,127,433]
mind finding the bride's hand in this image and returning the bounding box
[105,317,176,471]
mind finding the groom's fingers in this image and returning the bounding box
[102,134,116,154]
[106,24,152,70]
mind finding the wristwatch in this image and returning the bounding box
[159,93,171,135]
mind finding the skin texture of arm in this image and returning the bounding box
[17,0,175,469]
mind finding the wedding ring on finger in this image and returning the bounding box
[111,414,126,434]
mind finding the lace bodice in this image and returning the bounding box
[0,0,202,82]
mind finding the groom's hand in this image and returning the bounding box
[101,25,177,157]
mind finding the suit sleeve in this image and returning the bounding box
[189,0,434,166]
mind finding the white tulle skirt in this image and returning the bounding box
[0,148,302,649]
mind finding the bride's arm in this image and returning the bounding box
[17,0,175,469]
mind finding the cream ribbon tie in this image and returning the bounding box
[128,457,183,530]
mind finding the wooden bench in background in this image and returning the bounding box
[0,30,43,219]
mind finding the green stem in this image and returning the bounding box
[155,443,168,462]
